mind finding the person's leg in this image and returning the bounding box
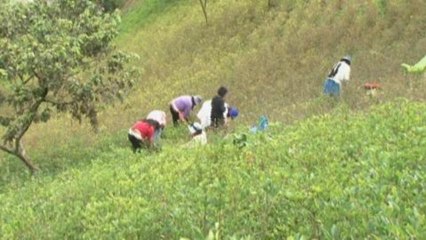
[141,139,153,150]
[170,105,180,126]
[218,118,225,127]
[323,79,332,95]
[153,128,162,144]
[128,134,142,153]
[210,116,217,128]
[332,81,340,97]
[324,79,340,98]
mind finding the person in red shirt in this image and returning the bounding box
[128,119,160,153]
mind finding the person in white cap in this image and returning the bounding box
[187,122,207,146]
[147,110,167,142]
[323,55,351,97]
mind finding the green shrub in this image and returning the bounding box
[96,0,125,12]
[1,100,425,239]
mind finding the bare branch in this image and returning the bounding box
[44,98,75,105]
[16,73,35,85]
[23,75,34,85]
[33,70,43,82]
[199,0,208,24]
[18,73,24,82]
[0,143,13,155]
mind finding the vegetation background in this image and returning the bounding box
[0,0,425,238]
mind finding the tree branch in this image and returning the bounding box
[0,144,14,155]
[14,87,49,142]
[23,75,34,85]
[18,73,24,83]
[33,70,43,83]
[199,0,208,24]
[44,98,76,106]
[18,73,34,85]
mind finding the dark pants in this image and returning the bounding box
[169,104,180,126]
[128,134,142,153]
[211,116,225,128]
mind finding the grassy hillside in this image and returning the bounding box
[0,2,425,236]
[113,0,426,124]
[1,100,425,239]
[1,0,423,174]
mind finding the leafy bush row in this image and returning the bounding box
[1,100,425,239]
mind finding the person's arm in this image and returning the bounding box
[343,64,351,82]
[219,99,226,119]
[147,127,157,148]
[145,137,152,147]
[345,67,351,81]
[179,110,188,123]
[178,111,185,122]
[223,103,229,123]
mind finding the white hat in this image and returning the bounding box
[188,122,203,135]
[342,55,352,63]
[194,95,203,105]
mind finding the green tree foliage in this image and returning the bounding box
[0,0,138,173]
[94,0,125,12]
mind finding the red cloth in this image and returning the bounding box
[364,82,381,89]
[132,121,155,141]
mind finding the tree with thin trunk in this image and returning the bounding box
[0,0,138,174]
[199,0,208,24]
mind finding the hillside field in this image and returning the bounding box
[1,100,426,238]
[0,0,425,238]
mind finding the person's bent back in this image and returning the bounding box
[128,119,160,153]
[170,95,202,126]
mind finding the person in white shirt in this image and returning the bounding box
[323,55,351,97]
[147,110,166,128]
[197,100,239,129]
[146,110,166,143]
[197,100,215,129]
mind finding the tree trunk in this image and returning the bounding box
[15,149,39,174]
[17,140,39,174]
[0,141,39,174]
[199,0,208,24]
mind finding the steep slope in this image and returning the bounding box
[1,100,425,239]
[1,0,425,185]
[35,0,426,147]
[111,0,426,125]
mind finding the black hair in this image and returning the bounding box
[226,107,231,117]
[143,119,161,130]
[340,58,351,66]
[217,86,228,97]
[191,96,196,109]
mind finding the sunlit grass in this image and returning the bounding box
[1,0,425,178]
[1,100,425,238]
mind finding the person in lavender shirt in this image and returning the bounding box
[169,95,202,126]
